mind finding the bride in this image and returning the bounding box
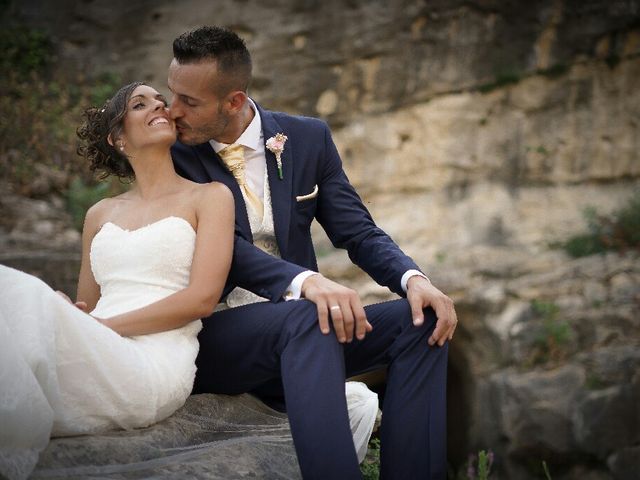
[0,82,377,480]
[0,81,234,480]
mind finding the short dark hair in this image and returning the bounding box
[172,26,252,94]
[76,81,144,181]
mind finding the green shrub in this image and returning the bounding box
[529,300,572,365]
[360,437,380,480]
[561,192,640,257]
[0,26,52,76]
[478,71,522,93]
[66,178,112,231]
[0,23,121,202]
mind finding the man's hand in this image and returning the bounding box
[56,290,89,312]
[407,276,457,347]
[301,274,372,343]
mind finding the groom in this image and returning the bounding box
[169,26,457,479]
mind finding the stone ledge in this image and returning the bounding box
[33,394,301,479]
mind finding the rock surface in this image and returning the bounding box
[33,394,300,479]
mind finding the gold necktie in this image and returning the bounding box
[218,144,264,219]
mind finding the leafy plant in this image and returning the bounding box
[529,300,572,365]
[66,178,127,231]
[560,192,640,257]
[537,63,569,78]
[0,26,52,76]
[478,71,522,93]
[360,437,380,480]
[66,178,109,230]
[0,23,122,203]
[465,449,494,480]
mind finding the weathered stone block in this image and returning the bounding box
[32,394,300,479]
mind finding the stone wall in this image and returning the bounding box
[3,0,639,478]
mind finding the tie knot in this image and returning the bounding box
[219,144,246,184]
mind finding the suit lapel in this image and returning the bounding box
[258,104,292,256]
[192,142,253,241]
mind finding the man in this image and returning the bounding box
[169,26,457,479]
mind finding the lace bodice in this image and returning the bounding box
[90,216,196,319]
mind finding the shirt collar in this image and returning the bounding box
[209,98,263,153]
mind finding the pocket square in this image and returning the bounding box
[296,184,319,202]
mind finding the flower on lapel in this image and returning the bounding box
[266,133,288,180]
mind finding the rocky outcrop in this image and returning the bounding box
[321,245,640,479]
[2,0,639,478]
[33,394,300,479]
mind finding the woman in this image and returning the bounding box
[0,81,234,480]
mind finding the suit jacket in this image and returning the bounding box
[171,102,422,302]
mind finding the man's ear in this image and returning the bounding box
[226,91,248,115]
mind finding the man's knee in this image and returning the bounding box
[280,300,323,337]
[379,298,437,331]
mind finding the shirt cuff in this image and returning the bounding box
[401,270,430,293]
[284,271,319,301]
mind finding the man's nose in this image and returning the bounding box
[168,96,181,119]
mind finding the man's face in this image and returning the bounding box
[167,59,231,145]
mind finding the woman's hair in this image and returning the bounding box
[77,81,144,181]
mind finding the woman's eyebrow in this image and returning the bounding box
[128,93,167,103]
[128,94,145,104]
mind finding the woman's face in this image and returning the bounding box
[119,85,176,151]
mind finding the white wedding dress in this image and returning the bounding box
[0,215,377,480]
[0,216,201,480]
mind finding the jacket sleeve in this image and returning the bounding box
[314,123,422,297]
[225,234,308,302]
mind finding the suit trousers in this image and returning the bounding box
[193,298,448,480]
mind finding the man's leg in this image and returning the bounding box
[345,299,448,480]
[194,300,362,479]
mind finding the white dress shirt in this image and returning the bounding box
[210,100,428,299]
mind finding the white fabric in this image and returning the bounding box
[0,216,201,480]
[284,271,319,300]
[346,381,379,463]
[401,269,430,292]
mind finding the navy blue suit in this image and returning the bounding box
[171,103,447,479]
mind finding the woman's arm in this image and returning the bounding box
[101,183,234,336]
[76,200,107,311]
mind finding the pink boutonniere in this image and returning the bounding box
[266,133,288,180]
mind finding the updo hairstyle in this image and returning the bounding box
[77,81,144,181]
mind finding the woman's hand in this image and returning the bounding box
[56,290,89,312]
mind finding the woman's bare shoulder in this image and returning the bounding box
[188,180,234,205]
[83,194,128,234]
